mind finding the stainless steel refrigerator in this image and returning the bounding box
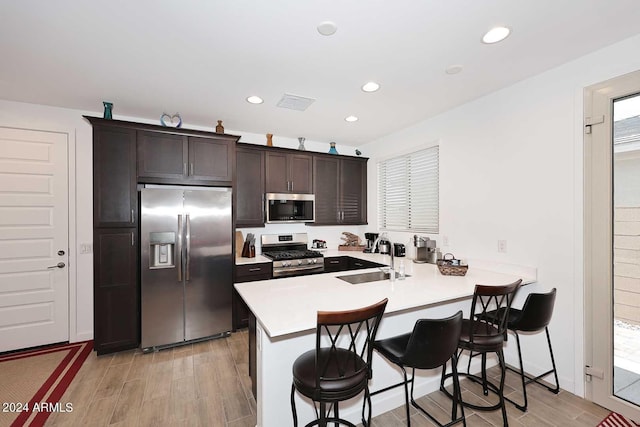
[140,185,232,350]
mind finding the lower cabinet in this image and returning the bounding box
[324,256,385,273]
[324,256,349,272]
[233,262,272,330]
[93,228,139,355]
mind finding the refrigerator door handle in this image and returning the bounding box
[177,214,183,281]
[185,214,191,281]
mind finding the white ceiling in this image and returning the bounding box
[2,1,640,146]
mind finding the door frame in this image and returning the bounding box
[584,69,640,420]
[0,124,78,345]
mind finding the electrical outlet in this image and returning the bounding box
[80,243,92,254]
[498,240,507,253]
[442,235,449,246]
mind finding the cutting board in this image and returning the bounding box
[235,231,244,258]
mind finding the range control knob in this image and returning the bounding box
[297,260,302,266]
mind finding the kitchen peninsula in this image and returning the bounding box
[235,251,536,427]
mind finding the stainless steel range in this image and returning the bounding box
[261,233,324,277]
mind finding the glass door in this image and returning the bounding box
[613,93,640,406]
[585,70,640,422]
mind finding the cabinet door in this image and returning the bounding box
[189,137,233,183]
[289,154,313,194]
[313,156,340,224]
[265,152,289,193]
[236,147,265,227]
[340,158,367,224]
[93,228,138,354]
[93,126,137,227]
[324,256,349,272]
[137,131,188,180]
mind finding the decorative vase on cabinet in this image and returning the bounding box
[328,142,339,154]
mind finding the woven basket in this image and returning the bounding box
[437,253,468,276]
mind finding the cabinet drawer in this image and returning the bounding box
[349,258,385,270]
[236,263,272,282]
[324,256,349,272]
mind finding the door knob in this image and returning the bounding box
[48,262,66,269]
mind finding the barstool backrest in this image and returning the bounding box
[315,298,388,384]
[401,310,463,369]
[469,280,522,344]
[513,288,556,332]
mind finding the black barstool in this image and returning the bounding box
[291,298,388,427]
[372,311,466,427]
[486,288,559,411]
[441,280,522,427]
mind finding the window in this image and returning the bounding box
[377,145,439,233]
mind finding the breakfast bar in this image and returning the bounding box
[235,252,536,427]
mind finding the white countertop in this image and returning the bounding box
[234,252,536,338]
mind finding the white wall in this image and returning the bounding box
[0,100,362,343]
[361,34,640,397]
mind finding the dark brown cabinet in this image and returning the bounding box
[236,145,265,227]
[313,155,367,225]
[266,151,312,194]
[93,126,137,228]
[93,228,138,355]
[324,256,349,272]
[86,116,239,355]
[324,256,384,273]
[138,133,234,185]
[233,262,272,330]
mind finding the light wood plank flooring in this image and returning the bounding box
[38,331,610,426]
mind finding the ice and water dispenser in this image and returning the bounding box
[149,232,176,269]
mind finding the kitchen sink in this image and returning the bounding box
[336,271,410,284]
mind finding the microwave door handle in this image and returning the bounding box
[177,214,183,281]
[185,214,191,281]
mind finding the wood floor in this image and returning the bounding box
[39,330,611,426]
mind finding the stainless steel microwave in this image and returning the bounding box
[265,193,315,223]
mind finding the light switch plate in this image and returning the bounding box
[80,243,92,254]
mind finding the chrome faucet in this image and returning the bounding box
[373,232,395,282]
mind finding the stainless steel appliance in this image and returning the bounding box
[265,193,315,223]
[393,243,406,257]
[413,235,441,264]
[261,233,324,277]
[141,185,233,350]
[378,238,391,255]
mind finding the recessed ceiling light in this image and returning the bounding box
[345,115,358,122]
[482,26,511,44]
[246,96,264,104]
[445,65,463,75]
[361,82,380,92]
[317,21,337,36]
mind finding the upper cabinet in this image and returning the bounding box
[138,132,234,185]
[265,151,313,194]
[313,155,367,225]
[236,144,266,227]
[92,125,137,228]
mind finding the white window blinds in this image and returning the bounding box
[377,146,439,233]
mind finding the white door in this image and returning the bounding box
[585,69,640,421]
[0,127,69,352]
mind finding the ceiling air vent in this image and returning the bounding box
[276,93,316,111]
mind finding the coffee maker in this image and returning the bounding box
[413,235,441,264]
[364,232,379,253]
